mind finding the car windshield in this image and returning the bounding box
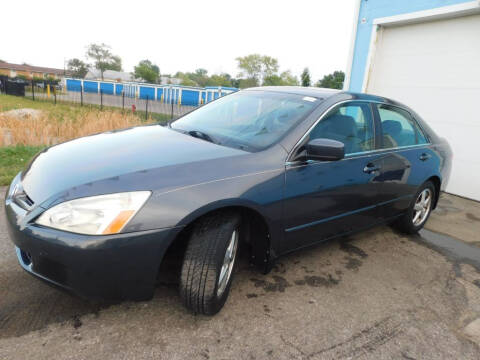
[170,90,320,151]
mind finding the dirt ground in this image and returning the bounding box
[1,189,480,359]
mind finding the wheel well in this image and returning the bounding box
[427,176,441,209]
[157,206,271,282]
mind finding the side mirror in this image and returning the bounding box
[306,138,345,161]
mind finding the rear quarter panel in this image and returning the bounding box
[432,138,453,192]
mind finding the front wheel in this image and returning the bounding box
[179,212,241,315]
[394,181,435,234]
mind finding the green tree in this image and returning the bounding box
[175,72,198,87]
[173,69,235,88]
[230,78,241,88]
[301,67,311,87]
[195,68,208,77]
[174,69,208,87]
[46,76,59,85]
[190,68,209,87]
[206,73,234,87]
[181,78,198,87]
[262,56,279,78]
[236,54,262,80]
[237,78,259,89]
[67,58,89,79]
[263,70,298,86]
[316,70,345,89]
[280,70,299,86]
[262,75,283,86]
[236,54,279,85]
[134,60,160,83]
[86,43,122,80]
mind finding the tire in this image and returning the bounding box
[179,211,241,315]
[393,181,435,234]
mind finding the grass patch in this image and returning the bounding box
[0,94,98,122]
[149,112,172,123]
[0,94,163,146]
[0,94,172,124]
[0,145,45,186]
[0,94,161,123]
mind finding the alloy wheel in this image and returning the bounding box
[412,188,432,226]
[217,229,238,297]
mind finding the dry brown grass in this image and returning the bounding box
[0,109,149,147]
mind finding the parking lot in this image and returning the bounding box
[1,187,480,359]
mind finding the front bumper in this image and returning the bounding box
[5,187,183,301]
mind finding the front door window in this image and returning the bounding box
[308,102,375,155]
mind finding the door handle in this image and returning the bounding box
[419,153,431,161]
[363,163,381,174]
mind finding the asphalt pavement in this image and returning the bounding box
[1,189,480,359]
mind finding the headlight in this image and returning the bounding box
[35,191,151,235]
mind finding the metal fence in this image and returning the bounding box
[1,76,238,121]
[19,79,205,121]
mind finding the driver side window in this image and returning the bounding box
[308,102,375,155]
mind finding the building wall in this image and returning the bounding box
[0,69,61,79]
[13,70,31,78]
[348,0,471,92]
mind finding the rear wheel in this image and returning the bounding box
[179,211,241,315]
[394,181,435,234]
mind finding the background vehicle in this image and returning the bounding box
[5,87,451,315]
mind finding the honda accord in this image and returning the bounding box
[5,87,452,314]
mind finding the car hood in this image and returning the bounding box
[21,125,247,206]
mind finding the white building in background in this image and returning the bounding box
[158,76,182,85]
[85,69,134,82]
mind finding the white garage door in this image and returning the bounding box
[366,14,480,201]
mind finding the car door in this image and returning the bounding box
[282,101,383,253]
[373,103,432,220]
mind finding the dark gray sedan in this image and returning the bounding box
[5,87,451,314]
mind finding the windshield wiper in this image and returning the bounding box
[172,127,255,151]
[169,127,218,144]
[188,130,218,144]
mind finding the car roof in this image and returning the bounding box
[242,86,407,106]
[244,86,340,99]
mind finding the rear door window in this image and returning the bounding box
[376,104,428,148]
